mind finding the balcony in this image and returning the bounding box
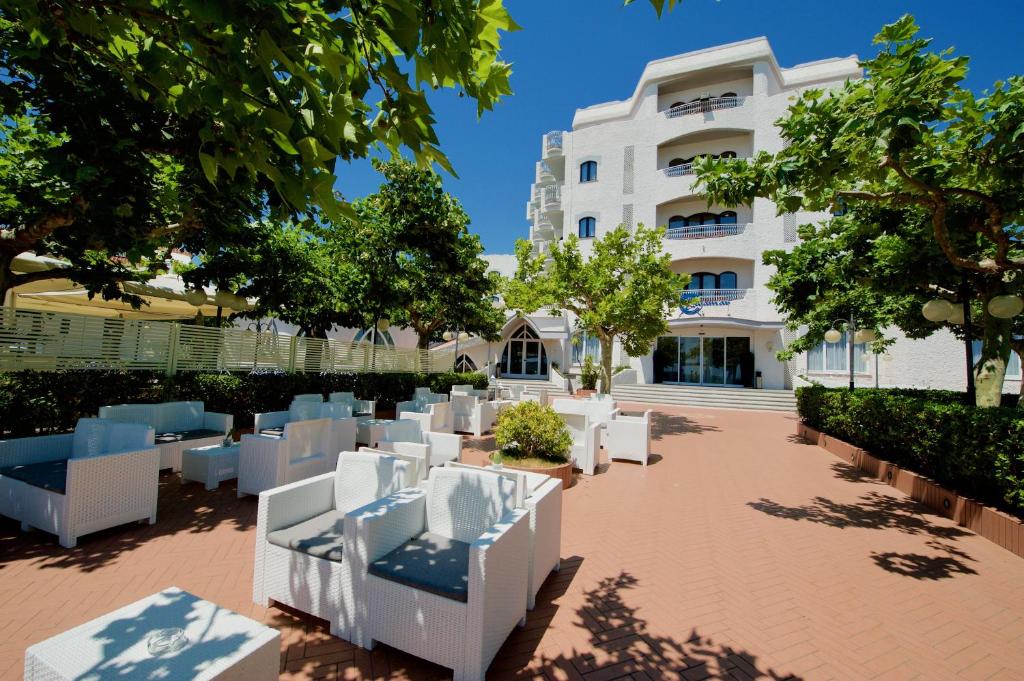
[664,96,743,118]
[541,185,561,212]
[533,219,555,241]
[676,288,758,320]
[537,161,557,185]
[665,222,747,240]
[543,131,563,158]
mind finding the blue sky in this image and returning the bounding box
[334,0,1024,255]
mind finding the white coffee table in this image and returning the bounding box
[24,587,279,680]
[356,418,392,447]
[182,443,241,491]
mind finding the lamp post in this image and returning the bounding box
[824,314,876,392]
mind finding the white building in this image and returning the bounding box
[459,38,1021,398]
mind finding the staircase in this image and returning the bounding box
[494,378,572,400]
[611,383,797,412]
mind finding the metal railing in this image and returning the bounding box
[680,288,747,305]
[664,96,742,118]
[541,184,561,210]
[543,131,563,155]
[665,223,747,240]
[0,308,456,375]
[537,161,556,183]
[663,162,695,177]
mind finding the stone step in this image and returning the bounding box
[611,384,796,412]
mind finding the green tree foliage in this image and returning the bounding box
[695,16,1024,406]
[504,225,687,393]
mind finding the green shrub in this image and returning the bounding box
[796,385,1024,514]
[0,369,488,434]
[580,356,599,390]
[494,401,572,464]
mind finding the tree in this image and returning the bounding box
[335,160,504,349]
[0,0,518,301]
[504,224,687,393]
[695,16,1024,406]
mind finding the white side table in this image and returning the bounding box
[24,587,280,680]
[356,418,392,447]
[182,443,241,491]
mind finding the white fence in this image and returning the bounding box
[0,309,456,375]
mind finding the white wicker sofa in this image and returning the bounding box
[0,418,160,548]
[237,418,337,497]
[328,392,377,419]
[346,467,530,679]
[444,462,561,609]
[374,419,463,471]
[449,395,498,437]
[98,400,232,472]
[252,450,414,640]
[254,401,357,458]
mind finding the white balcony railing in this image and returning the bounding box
[676,288,758,319]
[664,96,742,118]
[543,131,563,156]
[541,184,561,211]
[537,161,556,184]
[663,162,695,177]
[665,223,747,240]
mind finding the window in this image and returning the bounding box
[668,215,686,230]
[454,354,477,373]
[720,92,737,99]
[579,160,598,183]
[971,341,1022,379]
[718,271,737,289]
[719,211,738,224]
[578,216,596,238]
[668,157,686,167]
[572,331,601,365]
[669,101,684,109]
[807,333,869,373]
[353,328,395,346]
[685,272,736,290]
[719,150,737,159]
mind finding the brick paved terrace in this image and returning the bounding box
[3,404,1024,680]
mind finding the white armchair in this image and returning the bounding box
[252,451,414,641]
[291,393,325,403]
[413,387,448,404]
[450,384,488,399]
[98,400,232,471]
[444,462,562,609]
[450,395,498,437]
[346,467,530,679]
[555,412,601,476]
[605,410,652,466]
[398,400,453,434]
[0,418,160,548]
[329,391,376,419]
[551,398,620,425]
[374,419,463,471]
[358,447,425,483]
[518,389,548,406]
[238,418,337,497]
[254,401,357,459]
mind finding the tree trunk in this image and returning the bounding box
[975,311,1012,408]
[417,332,430,350]
[598,334,614,395]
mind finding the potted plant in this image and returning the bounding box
[492,401,574,488]
[576,355,599,397]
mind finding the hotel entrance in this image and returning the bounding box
[654,335,752,386]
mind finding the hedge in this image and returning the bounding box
[796,385,1024,514]
[0,370,488,436]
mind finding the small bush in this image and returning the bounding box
[494,401,572,464]
[580,356,599,390]
[797,385,1024,514]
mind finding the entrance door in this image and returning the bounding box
[500,324,548,378]
[679,337,701,384]
[653,336,750,386]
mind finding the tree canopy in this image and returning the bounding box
[504,225,686,392]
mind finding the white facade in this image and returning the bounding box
[475,38,1021,395]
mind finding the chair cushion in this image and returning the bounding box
[154,429,222,444]
[266,510,345,561]
[0,459,68,494]
[259,427,284,438]
[368,531,471,603]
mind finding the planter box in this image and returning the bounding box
[575,389,596,398]
[501,459,573,490]
[797,422,1024,560]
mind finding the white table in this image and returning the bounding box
[356,418,392,447]
[25,587,280,680]
[182,443,241,491]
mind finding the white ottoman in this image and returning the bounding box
[24,587,279,680]
[182,443,241,491]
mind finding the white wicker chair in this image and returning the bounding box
[398,400,454,434]
[444,462,561,609]
[292,393,325,403]
[450,384,488,399]
[328,392,377,419]
[346,467,530,679]
[450,395,498,437]
[518,389,548,406]
[252,450,413,641]
[98,400,232,472]
[551,397,620,426]
[374,419,463,471]
[0,418,160,548]
[605,410,652,466]
[555,412,601,476]
[238,418,337,497]
[357,447,425,483]
[254,401,357,460]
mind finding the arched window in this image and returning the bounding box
[668,157,686,167]
[578,216,596,238]
[579,160,598,183]
[686,213,718,226]
[719,211,738,224]
[720,92,737,99]
[686,272,718,290]
[353,328,395,346]
[500,323,547,377]
[669,101,684,109]
[719,150,737,159]
[455,354,477,373]
[511,325,539,339]
[667,215,686,230]
[719,271,738,289]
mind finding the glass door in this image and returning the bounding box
[523,340,542,375]
[508,341,524,375]
[702,337,725,385]
[680,337,702,383]
[654,335,750,386]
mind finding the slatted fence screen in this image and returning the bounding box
[0,309,457,375]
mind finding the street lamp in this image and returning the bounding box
[921,276,978,404]
[823,314,875,391]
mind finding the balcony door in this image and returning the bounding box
[500,324,548,379]
[654,336,750,386]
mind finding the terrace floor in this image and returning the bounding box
[2,405,1024,680]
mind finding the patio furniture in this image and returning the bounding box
[450,394,498,436]
[252,451,414,641]
[357,446,425,483]
[98,401,233,472]
[518,388,548,406]
[237,418,336,497]
[253,401,357,457]
[397,400,453,434]
[605,410,653,466]
[25,586,280,680]
[413,387,449,404]
[444,462,562,609]
[554,412,600,476]
[328,391,376,418]
[182,442,241,491]
[450,384,488,399]
[551,397,620,426]
[356,418,393,447]
[0,418,159,548]
[292,393,324,403]
[375,419,463,469]
[347,467,530,679]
